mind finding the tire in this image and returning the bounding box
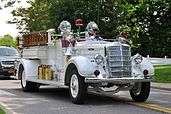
[69,69,87,104]
[129,82,150,102]
[20,66,40,92]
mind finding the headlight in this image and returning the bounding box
[94,54,104,65]
[134,54,143,64]
[14,60,19,65]
[14,60,19,68]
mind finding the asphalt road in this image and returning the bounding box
[0,79,170,114]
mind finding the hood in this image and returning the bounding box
[0,55,20,61]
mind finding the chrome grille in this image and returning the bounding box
[106,45,131,78]
[1,61,14,65]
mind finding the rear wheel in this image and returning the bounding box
[69,69,87,104]
[20,67,40,92]
[129,82,150,102]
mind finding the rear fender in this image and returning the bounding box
[18,59,40,79]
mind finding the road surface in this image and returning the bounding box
[0,79,170,114]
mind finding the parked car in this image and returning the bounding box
[0,46,19,78]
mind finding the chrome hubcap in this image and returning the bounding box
[70,74,79,98]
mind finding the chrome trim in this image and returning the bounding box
[106,45,131,78]
[85,77,152,84]
[1,61,15,65]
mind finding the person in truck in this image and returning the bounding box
[58,20,75,61]
[85,21,103,41]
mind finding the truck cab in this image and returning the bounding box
[16,21,154,104]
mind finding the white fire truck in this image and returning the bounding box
[16,20,154,104]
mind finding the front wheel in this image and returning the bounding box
[20,67,40,92]
[129,82,150,102]
[69,69,87,104]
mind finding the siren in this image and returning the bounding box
[75,19,83,27]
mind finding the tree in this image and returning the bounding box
[3,0,171,57]
[11,0,53,32]
[114,0,171,57]
[0,34,16,47]
[0,0,22,9]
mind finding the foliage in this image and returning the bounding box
[2,0,171,57]
[154,65,171,83]
[114,0,171,57]
[0,0,21,8]
[11,0,53,32]
[0,34,16,47]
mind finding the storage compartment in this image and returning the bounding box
[22,46,48,59]
[38,65,54,80]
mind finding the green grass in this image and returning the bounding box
[0,104,6,114]
[0,108,5,114]
[154,65,171,83]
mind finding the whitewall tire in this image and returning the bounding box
[20,66,40,92]
[69,69,87,104]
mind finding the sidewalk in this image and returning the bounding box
[151,82,171,91]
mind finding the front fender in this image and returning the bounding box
[67,56,97,77]
[140,57,154,75]
[132,54,154,77]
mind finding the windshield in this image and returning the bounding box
[0,48,18,56]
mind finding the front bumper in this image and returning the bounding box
[85,77,152,84]
[0,67,17,76]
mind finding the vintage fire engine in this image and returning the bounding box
[16,20,154,104]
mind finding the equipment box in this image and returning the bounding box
[22,46,48,59]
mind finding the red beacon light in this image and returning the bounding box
[75,19,83,27]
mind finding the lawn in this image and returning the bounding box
[0,108,5,114]
[154,65,171,83]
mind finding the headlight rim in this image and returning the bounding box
[134,54,143,64]
[94,54,104,65]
